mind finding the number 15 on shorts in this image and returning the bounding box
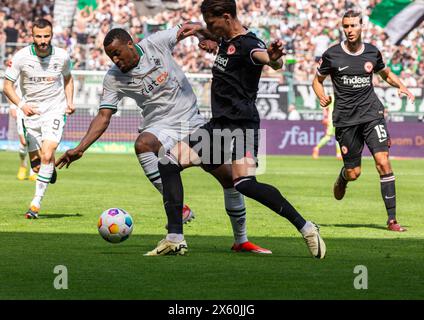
[374,124,387,143]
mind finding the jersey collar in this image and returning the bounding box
[133,43,145,70]
[135,43,144,58]
[341,41,365,56]
[30,44,54,57]
[224,27,249,42]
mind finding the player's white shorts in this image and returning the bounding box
[24,113,66,152]
[141,112,206,152]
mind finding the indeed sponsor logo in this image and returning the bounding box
[278,126,335,149]
[341,75,371,88]
[214,54,229,71]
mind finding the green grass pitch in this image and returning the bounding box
[0,151,423,300]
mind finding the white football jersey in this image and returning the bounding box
[99,26,199,129]
[5,44,71,116]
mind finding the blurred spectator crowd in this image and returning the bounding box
[0,0,423,86]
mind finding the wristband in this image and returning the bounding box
[17,99,26,109]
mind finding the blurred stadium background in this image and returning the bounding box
[0,0,423,157]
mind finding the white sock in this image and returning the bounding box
[137,152,163,193]
[31,162,54,208]
[166,233,184,243]
[224,187,248,244]
[300,221,315,235]
[18,143,27,166]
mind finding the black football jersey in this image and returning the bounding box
[317,42,386,127]
[210,32,267,123]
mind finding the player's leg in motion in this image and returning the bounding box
[207,164,272,254]
[312,134,331,159]
[333,165,361,200]
[333,125,363,200]
[134,132,194,225]
[135,133,164,193]
[144,143,191,256]
[313,124,341,159]
[16,113,29,180]
[232,159,326,259]
[373,151,406,232]
[368,120,405,231]
[16,136,28,180]
[329,125,342,159]
[26,140,59,219]
[227,126,325,258]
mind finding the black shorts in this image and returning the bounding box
[335,118,390,169]
[186,118,259,172]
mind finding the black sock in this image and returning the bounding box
[380,173,396,221]
[340,167,347,181]
[158,158,184,234]
[234,176,306,230]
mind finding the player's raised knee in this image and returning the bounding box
[134,134,160,154]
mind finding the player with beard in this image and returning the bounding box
[3,18,74,218]
[312,10,415,231]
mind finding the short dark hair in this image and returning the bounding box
[103,28,133,47]
[342,10,363,24]
[200,0,237,18]
[32,18,52,31]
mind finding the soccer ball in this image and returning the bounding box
[97,208,134,243]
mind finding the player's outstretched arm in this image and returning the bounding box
[312,74,332,108]
[176,22,219,43]
[56,108,114,169]
[176,22,218,54]
[251,39,285,70]
[378,68,415,102]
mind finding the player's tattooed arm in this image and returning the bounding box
[378,67,415,102]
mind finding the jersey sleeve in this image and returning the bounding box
[374,49,385,73]
[4,50,23,82]
[99,74,122,114]
[243,36,267,65]
[317,50,332,76]
[146,25,182,52]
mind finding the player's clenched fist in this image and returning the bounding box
[267,39,285,61]
[21,103,40,116]
[319,95,332,108]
